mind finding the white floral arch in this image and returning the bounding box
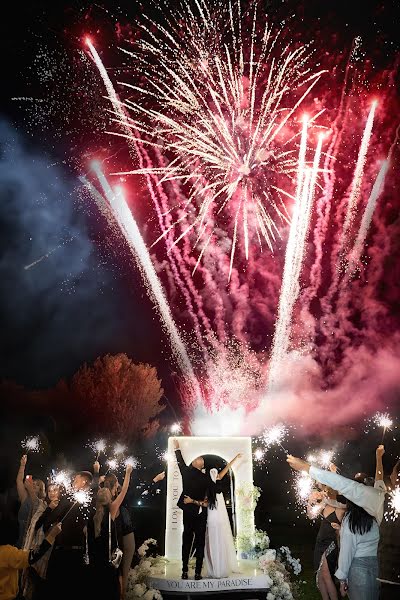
[165,436,255,560]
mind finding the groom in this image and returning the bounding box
[173,438,209,580]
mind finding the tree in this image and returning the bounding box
[70,353,165,440]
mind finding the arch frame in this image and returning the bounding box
[165,436,255,560]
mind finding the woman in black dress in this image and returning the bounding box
[308,484,346,600]
[88,464,133,599]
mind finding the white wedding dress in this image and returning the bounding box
[204,468,238,578]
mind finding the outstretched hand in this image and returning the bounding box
[172,438,179,450]
[287,455,310,473]
[376,445,385,458]
[20,455,27,467]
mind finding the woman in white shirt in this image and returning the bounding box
[335,490,380,600]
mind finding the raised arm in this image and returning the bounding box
[217,453,243,480]
[110,464,133,519]
[173,438,188,473]
[375,445,384,482]
[287,455,384,521]
[16,455,28,504]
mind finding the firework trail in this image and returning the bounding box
[83,163,202,400]
[24,237,75,270]
[341,101,377,244]
[347,159,390,274]
[114,0,325,278]
[266,127,323,393]
[86,38,215,354]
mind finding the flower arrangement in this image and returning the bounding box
[126,539,165,600]
[278,546,302,576]
[237,527,270,557]
[264,560,295,600]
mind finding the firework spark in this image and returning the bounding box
[106,0,326,276]
[254,448,265,461]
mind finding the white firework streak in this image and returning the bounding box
[266,128,324,393]
[83,165,202,402]
[109,0,325,276]
[341,101,377,242]
[348,158,390,273]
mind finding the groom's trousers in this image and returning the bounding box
[182,510,207,574]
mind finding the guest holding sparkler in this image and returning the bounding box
[288,446,400,600]
[0,518,61,600]
[306,464,346,600]
[15,456,45,548]
[103,473,135,599]
[335,481,380,600]
[42,461,99,600]
[88,463,133,599]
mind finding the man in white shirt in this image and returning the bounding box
[287,446,400,599]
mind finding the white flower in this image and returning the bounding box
[267,594,275,600]
[132,583,146,597]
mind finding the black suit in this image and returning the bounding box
[175,449,208,574]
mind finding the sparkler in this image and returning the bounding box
[107,459,119,471]
[125,456,138,468]
[50,470,72,490]
[262,424,289,454]
[319,450,335,468]
[294,471,314,502]
[62,489,92,523]
[106,0,326,276]
[21,436,41,453]
[113,443,127,455]
[254,448,264,462]
[90,439,107,461]
[385,487,400,522]
[170,422,182,434]
[374,412,393,442]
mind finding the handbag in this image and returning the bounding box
[109,512,123,569]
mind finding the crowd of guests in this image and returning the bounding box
[288,444,400,600]
[0,456,135,600]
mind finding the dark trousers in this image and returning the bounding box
[44,548,88,600]
[379,582,400,600]
[182,510,207,574]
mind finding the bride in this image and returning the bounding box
[205,453,242,578]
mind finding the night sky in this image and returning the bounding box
[0,0,399,441]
